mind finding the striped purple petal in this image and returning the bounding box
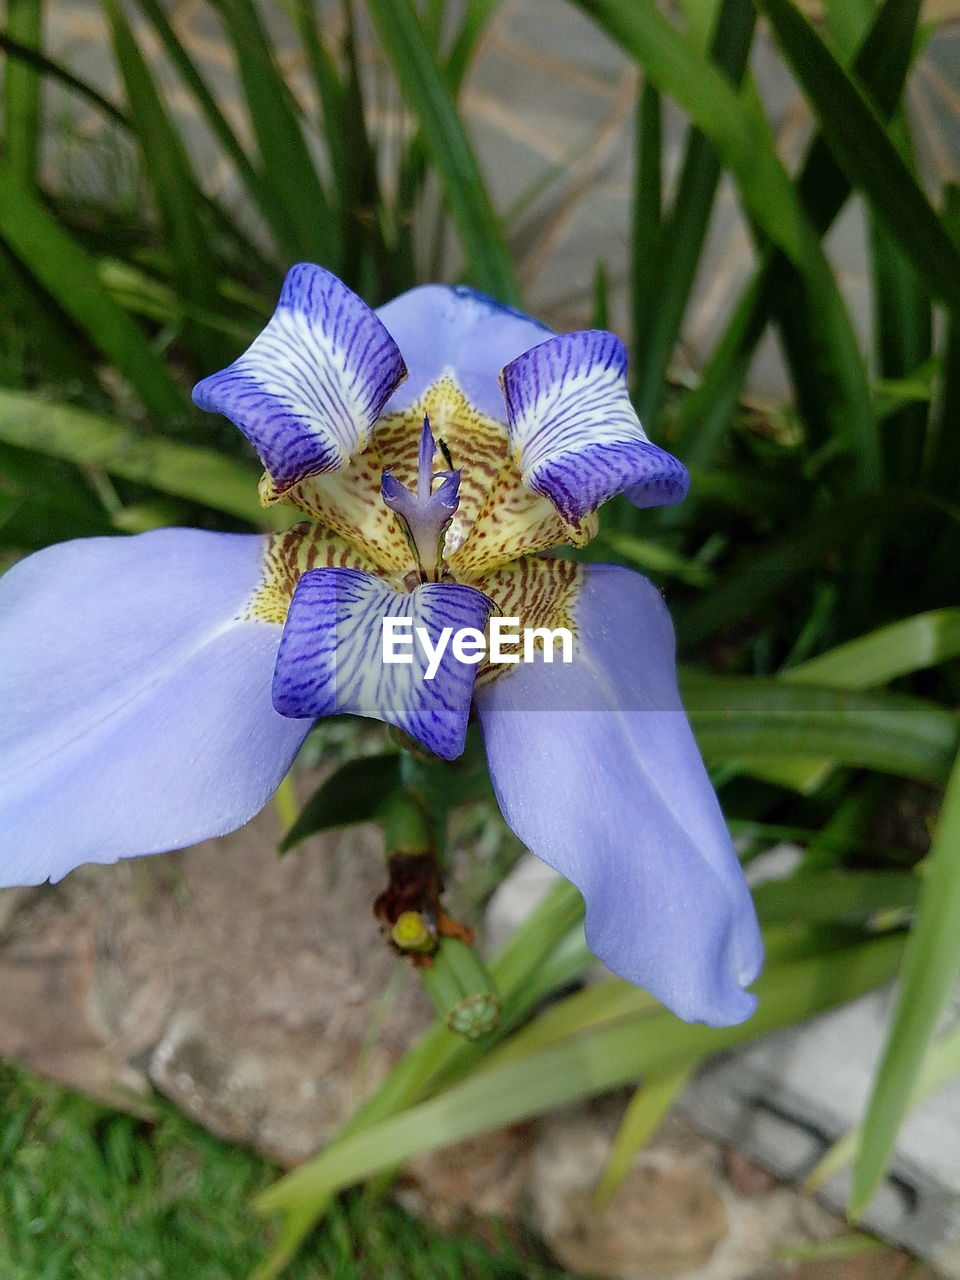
[273,568,493,760]
[501,330,689,524]
[193,263,406,495]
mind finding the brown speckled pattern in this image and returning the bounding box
[473,557,581,686]
[244,523,381,625]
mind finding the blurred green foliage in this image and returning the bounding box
[1,0,959,1272]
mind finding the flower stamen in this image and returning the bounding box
[381,416,461,583]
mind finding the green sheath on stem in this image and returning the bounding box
[419,939,501,1041]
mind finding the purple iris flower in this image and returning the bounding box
[0,264,762,1027]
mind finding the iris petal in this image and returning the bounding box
[0,530,313,885]
[500,330,689,524]
[273,568,493,760]
[193,263,406,496]
[376,284,550,422]
[475,563,762,1027]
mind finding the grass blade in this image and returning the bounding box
[131,0,279,252]
[630,77,661,378]
[0,30,128,127]
[573,0,878,489]
[103,0,227,368]
[211,0,338,267]
[669,0,921,474]
[0,389,282,527]
[807,1020,960,1193]
[365,0,520,305]
[757,0,960,319]
[674,492,922,648]
[681,673,958,786]
[593,1065,696,1207]
[3,0,43,189]
[782,608,960,690]
[0,166,188,422]
[256,933,904,1214]
[850,747,960,1215]
[632,0,755,427]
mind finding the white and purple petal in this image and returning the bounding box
[273,568,493,760]
[475,563,762,1027]
[0,530,313,886]
[500,330,689,524]
[376,284,551,423]
[193,263,406,495]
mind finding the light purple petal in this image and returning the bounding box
[376,284,551,422]
[475,563,762,1027]
[0,530,313,886]
[501,331,689,523]
[193,263,406,494]
[273,568,493,760]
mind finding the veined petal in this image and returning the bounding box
[273,568,493,760]
[500,330,689,524]
[475,562,762,1027]
[193,263,406,496]
[0,530,314,886]
[376,285,550,422]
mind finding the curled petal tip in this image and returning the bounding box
[193,263,406,493]
[501,330,689,522]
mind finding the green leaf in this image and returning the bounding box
[103,0,226,367]
[630,78,661,375]
[595,529,714,586]
[256,932,904,1215]
[0,441,116,549]
[632,0,755,427]
[757,0,960,319]
[783,608,960,690]
[572,0,820,267]
[593,1065,696,1207]
[669,0,922,475]
[0,30,128,127]
[681,672,958,786]
[807,1019,960,1193]
[210,0,338,266]
[850,746,960,1216]
[364,0,520,305]
[280,754,403,851]
[3,0,43,188]
[0,168,188,423]
[0,389,279,526]
[753,871,919,927]
[674,493,916,648]
[131,0,281,269]
[574,0,878,488]
[927,185,960,502]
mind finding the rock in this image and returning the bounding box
[399,1126,536,1230]
[774,1247,940,1280]
[0,801,434,1163]
[530,1105,728,1279]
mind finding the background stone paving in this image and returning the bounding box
[36,1,960,402]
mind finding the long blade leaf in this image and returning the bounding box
[757,0,960,319]
[364,0,520,304]
[850,747,960,1215]
[0,389,281,527]
[0,167,188,422]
